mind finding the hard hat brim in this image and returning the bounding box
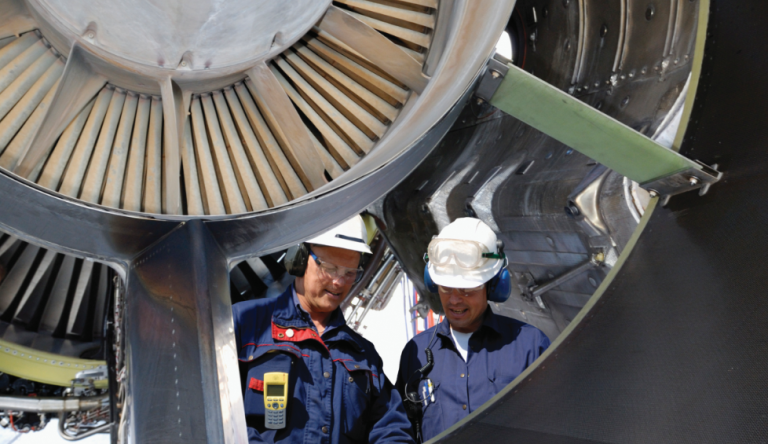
[427,259,503,289]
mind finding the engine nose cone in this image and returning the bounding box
[28,0,331,71]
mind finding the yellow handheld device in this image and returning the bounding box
[263,372,288,429]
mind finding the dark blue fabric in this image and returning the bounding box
[233,285,414,444]
[395,308,550,442]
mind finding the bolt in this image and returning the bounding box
[594,252,605,263]
[649,190,658,197]
[567,203,581,216]
[87,32,95,39]
[476,98,484,105]
[689,176,700,186]
[646,4,656,20]
[181,61,187,67]
[491,70,500,79]
[600,24,609,38]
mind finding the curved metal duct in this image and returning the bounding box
[376,0,768,442]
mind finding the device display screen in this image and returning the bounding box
[267,385,284,397]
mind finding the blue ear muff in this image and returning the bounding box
[486,267,512,303]
[424,263,511,302]
[424,264,438,293]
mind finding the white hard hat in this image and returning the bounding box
[427,218,504,288]
[307,215,372,254]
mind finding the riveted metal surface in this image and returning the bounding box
[124,220,246,443]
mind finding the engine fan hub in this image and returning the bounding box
[27,0,331,74]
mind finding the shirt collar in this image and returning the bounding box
[435,306,500,343]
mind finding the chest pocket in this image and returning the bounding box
[338,360,377,441]
[487,351,522,393]
[241,346,303,432]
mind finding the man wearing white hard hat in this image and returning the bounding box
[395,218,550,442]
[232,215,414,444]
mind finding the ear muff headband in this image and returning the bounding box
[423,263,512,303]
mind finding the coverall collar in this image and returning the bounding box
[271,284,365,351]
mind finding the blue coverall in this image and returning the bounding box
[232,285,415,443]
[395,308,550,442]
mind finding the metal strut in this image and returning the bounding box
[482,56,722,198]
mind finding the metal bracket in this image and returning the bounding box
[519,253,606,310]
[475,53,511,102]
[640,161,722,198]
[489,63,724,200]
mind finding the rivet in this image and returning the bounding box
[354,365,360,369]
[562,0,570,7]
[349,376,354,382]
[600,24,608,38]
[278,333,285,338]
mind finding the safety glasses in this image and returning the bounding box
[425,239,505,269]
[309,250,364,284]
